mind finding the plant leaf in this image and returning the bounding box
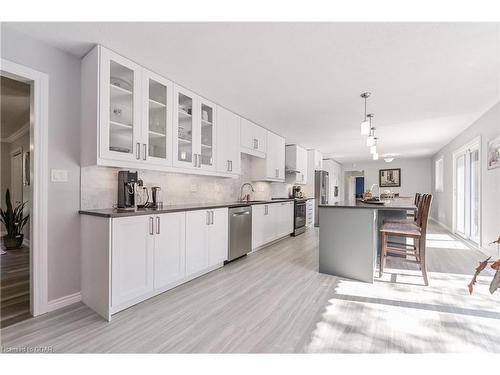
[491,260,500,270]
[468,257,491,295]
[489,269,500,294]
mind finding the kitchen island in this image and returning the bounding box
[318,198,416,283]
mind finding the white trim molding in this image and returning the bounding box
[46,292,82,313]
[1,58,49,316]
[0,122,30,143]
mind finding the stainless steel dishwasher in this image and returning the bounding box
[227,205,252,262]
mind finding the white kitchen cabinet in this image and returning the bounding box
[216,107,241,175]
[251,202,293,250]
[173,85,217,171]
[240,118,267,158]
[111,216,154,308]
[142,70,174,166]
[251,131,286,182]
[285,144,308,185]
[207,208,229,265]
[153,212,186,290]
[186,208,228,276]
[82,45,174,167]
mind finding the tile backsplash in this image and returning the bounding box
[81,154,292,209]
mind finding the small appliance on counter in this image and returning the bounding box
[117,170,142,209]
[151,186,163,209]
[291,185,304,198]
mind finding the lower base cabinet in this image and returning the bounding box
[186,208,228,276]
[252,201,293,250]
[81,208,228,321]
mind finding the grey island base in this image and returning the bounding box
[318,198,416,283]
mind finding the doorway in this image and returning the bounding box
[1,75,32,327]
[453,137,480,246]
[355,176,365,199]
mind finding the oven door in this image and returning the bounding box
[294,202,306,229]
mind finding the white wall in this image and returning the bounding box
[1,26,82,301]
[431,102,500,253]
[342,157,432,199]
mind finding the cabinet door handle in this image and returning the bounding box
[149,217,154,235]
[194,154,198,167]
[210,211,214,225]
[206,211,211,225]
[143,144,147,160]
[198,154,202,168]
[136,142,141,159]
[156,216,160,234]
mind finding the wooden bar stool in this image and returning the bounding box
[379,194,432,285]
[384,193,421,225]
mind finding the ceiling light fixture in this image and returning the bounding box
[384,157,394,163]
[370,144,377,154]
[373,152,379,160]
[360,92,371,135]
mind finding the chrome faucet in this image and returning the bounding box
[240,183,255,202]
[370,184,381,199]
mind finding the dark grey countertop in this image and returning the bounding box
[79,198,295,218]
[319,198,416,210]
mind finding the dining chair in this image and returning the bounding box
[379,194,433,285]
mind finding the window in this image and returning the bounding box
[435,157,444,192]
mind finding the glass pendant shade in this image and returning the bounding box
[373,152,379,160]
[370,145,377,154]
[361,120,371,135]
[366,135,375,147]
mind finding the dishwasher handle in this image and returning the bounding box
[232,211,250,216]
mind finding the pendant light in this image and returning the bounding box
[366,114,376,147]
[360,92,371,135]
[370,144,377,154]
[373,152,379,160]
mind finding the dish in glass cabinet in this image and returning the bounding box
[110,77,133,91]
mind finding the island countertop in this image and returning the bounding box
[319,198,416,210]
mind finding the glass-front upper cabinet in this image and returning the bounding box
[100,48,142,161]
[199,100,216,170]
[142,71,173,166]
[173,85,196,168]
[173,85,217,170]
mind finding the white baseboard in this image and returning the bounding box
[429,217,452,232]
[46,292,82,312]
[23,238,30,247]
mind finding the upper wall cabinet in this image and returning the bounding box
[82,46,174,168]
[173,85,217,171]
[240,118,267,158]
[251,131,285,182]
[285,144,308,185]
[143,71,173,166]
[216,107,241,176]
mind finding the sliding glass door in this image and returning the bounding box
[454,143,480,244]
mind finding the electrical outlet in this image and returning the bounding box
[51,169,68,182]
[190,184,198,192]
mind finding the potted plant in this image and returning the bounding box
[0,189,30,250]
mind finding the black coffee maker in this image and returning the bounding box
[117,171,140,209]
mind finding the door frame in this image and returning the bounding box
[452,135,481,247]
[1,58,49,316]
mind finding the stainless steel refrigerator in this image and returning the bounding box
[314,170,329,226]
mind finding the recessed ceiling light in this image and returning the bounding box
[384,157,394,163]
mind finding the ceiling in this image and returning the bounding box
[1,76,30,139]
[4,22,499,162]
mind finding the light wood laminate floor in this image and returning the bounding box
[1,222,499,353]
[1,245,31,328]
